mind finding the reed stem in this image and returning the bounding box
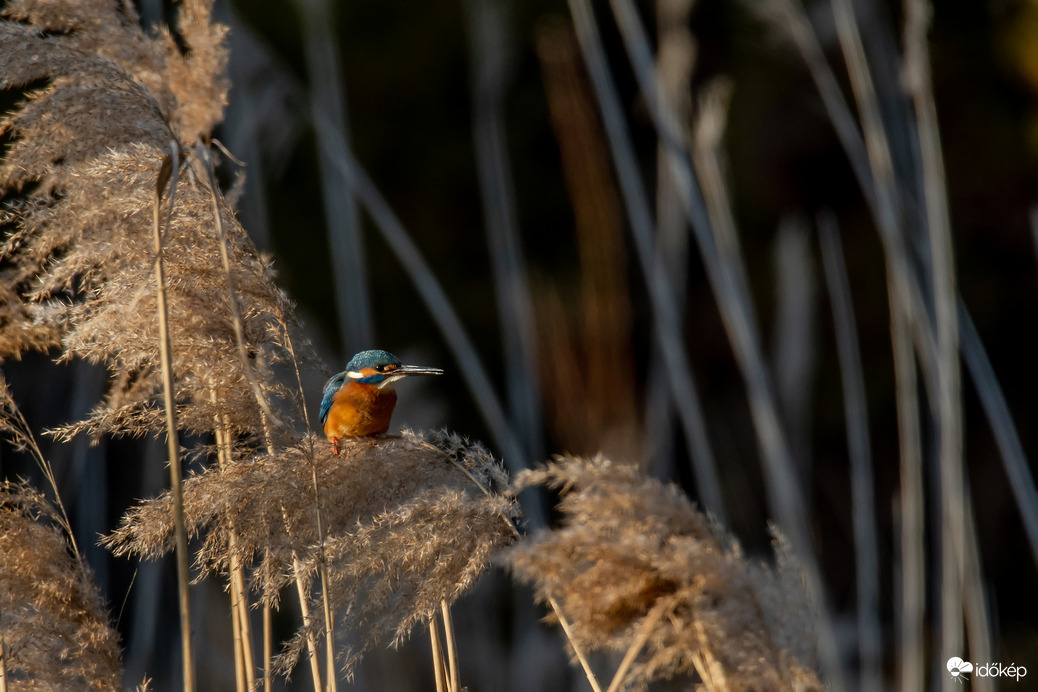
[153,144,195,692]
[605,602,665,692]
[548,596,602,692]
[429,615,448,692]
[440,601,460,692]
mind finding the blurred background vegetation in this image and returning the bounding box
[3,0,1038,689]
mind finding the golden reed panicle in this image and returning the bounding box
[0,482,122,691]
[103,429,520,678]
[507,455,823,691]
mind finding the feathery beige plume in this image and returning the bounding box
[103,429,521,678]
[1,1,309,447]
[507,455,823,691]
[1,481,122,691]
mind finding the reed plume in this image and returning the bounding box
[0,481,122,691]
[0,0,300,449]
[507,455,822,691]
[103,429,521,678]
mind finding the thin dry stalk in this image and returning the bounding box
[902,0,979,675]
[226,467,257,690]
[0,374,78,558]
[1,616,8,692]
[152,145,196,692]
[440,602,460,692]
[233,511,257,686]
[548,596,603,692]
[466,0,544,459]
[192,146,280,428]
[293,554,324,692]
[305,449,338,692]
[892,286,924,692]
[429,614,448,692]
[605,601,666,692]
[230,577,246,692]
[263,590,273,692]
[211,389,254,692]
[818,214,881,690]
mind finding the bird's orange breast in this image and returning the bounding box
[323,381,398,439]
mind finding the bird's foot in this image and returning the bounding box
[330,437,341,456]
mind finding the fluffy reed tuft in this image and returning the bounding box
[0,481,122,691]
[0,0,308,449]
[507,455,822,691]
[103,428,521,677]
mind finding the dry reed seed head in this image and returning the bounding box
[104,429,520,580]
[297,487,518,678]
[2,0,228,146]
[0,482,122,691]
[103,430,521,677]
[506,455,822,690]
[0,143,304,444]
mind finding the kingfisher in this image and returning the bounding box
[320,349,443,455]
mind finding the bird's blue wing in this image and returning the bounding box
[320,372,347,425]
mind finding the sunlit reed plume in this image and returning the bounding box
[0,481,122,691]
[104,429,520,678]
[507,455,822,691]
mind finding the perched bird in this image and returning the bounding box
[320,349,443,455]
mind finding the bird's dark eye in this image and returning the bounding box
[375,364,387,373]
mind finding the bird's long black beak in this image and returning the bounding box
[394,364,444,377]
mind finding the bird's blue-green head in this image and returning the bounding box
[342,349,443,388]
[319,350,444,428]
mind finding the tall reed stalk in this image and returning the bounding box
[152,146,196,692]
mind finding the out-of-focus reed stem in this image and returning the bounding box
[819,214,881,691]
[564,0,725,525]
[892,285,924,692]
[767,0,939,389]
[465,0,544,463]
[958,303,1038,562]
[961,488,994,692]
[298,0,372,353]
[152,144,195,692]
[645,0,694,477]
[876,0,965,672]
